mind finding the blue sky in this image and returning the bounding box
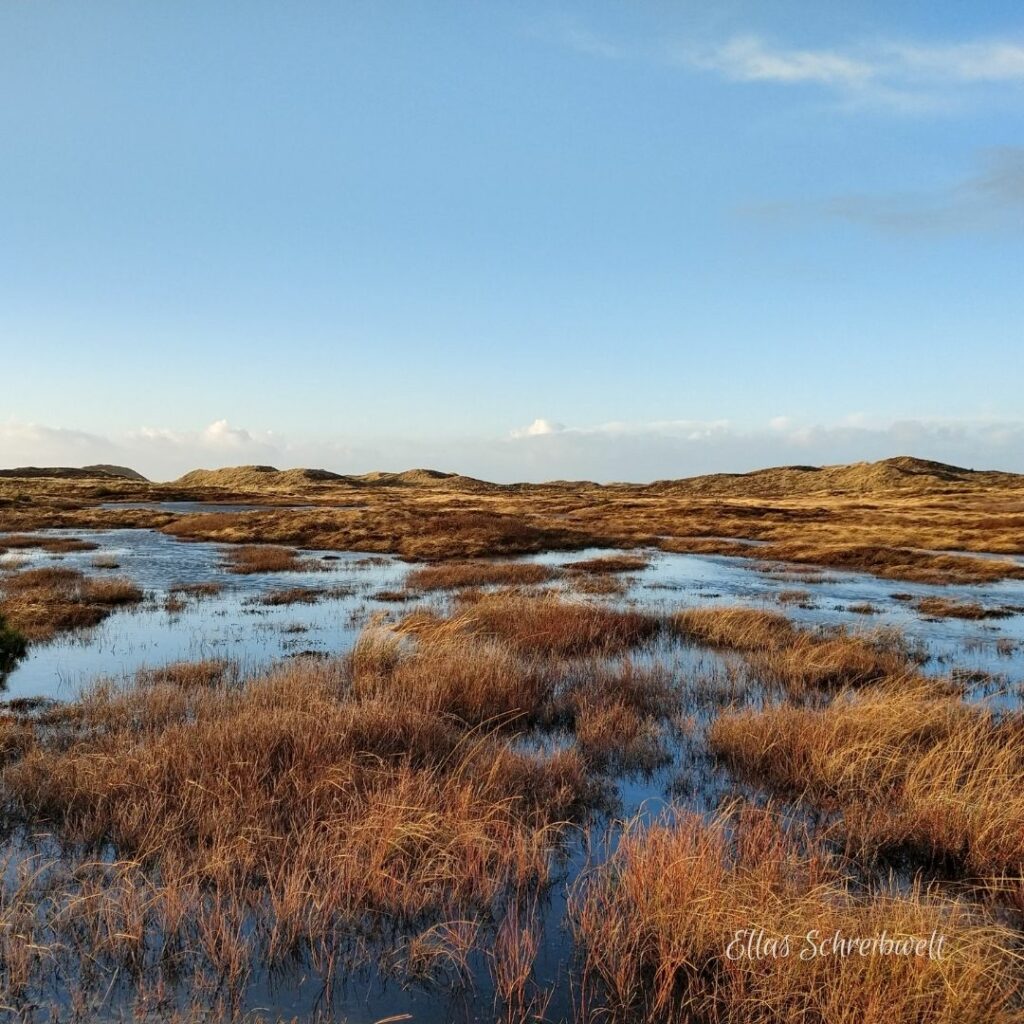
[2,1,1023,480]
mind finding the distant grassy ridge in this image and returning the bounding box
[3,455,1018,494]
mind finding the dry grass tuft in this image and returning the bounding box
[572,805,1024,1024]
[563,553,650,575]
[405,559,556,591]
[674,606,796,651]
[0,716,33,764]
[394,608,466,644]
[748,630,914,692]
[674,606,915,691]
[81,576,144,606]
[138,659,235,689]
[761,541,1024,586]
[709,682,967,804]
[259,586,324,606]
[352,632,556,729]
[916,597,1010,620]
[848,602,879,615]
[489,899,550,1022]
[222,544,310,573]
[0,566,143,641]
[457,592,661,657]
[0,533,99,553]
[566,573,629,596]
[566,659,680,770]
[710,684,1024,887]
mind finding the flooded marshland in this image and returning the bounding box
[1,521,1024,1023]
[4,528,1022,704]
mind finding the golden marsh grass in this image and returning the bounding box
[572,805,1024,1024]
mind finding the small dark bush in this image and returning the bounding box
[0,615,28,671]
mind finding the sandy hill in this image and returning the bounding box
[174,466,347,489]
[349,468,500,491]
[174,465,501,492]
[648,456,1022,497]
[354,468,454,485]
[0,465,148,481]
[82,464,149,481]
[168,456,1023,496]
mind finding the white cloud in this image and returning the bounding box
[0,421,127,467]
[695,35,874,86]
[694,35,1024,88]
[511,418,565,438]
[0,418,284,481]
[134,419,270,450]
[201,419,256,447]
[550,18,1024,112]
[887,40,1024,82]
[3,416,1024,484]
[675,33,1024,112]
[515,417,733,440]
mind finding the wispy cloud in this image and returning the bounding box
[693,35,1024,88]
[690,34,1024,111]
[691,35,875,87]
[557,24,1024,112]
[560,26,625,61]
[884,39,1024,82]
[749,147,1024,233]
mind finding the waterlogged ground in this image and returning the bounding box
[2,525,1024,1022]
[1,529,407,702]
[4,527,1023,704]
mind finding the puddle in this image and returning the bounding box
[0,529,412,702]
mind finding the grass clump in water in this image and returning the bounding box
[405,559,557,591]
[0,566,143,641]
[709,682,1024,899]
[572,804,1024,1024]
